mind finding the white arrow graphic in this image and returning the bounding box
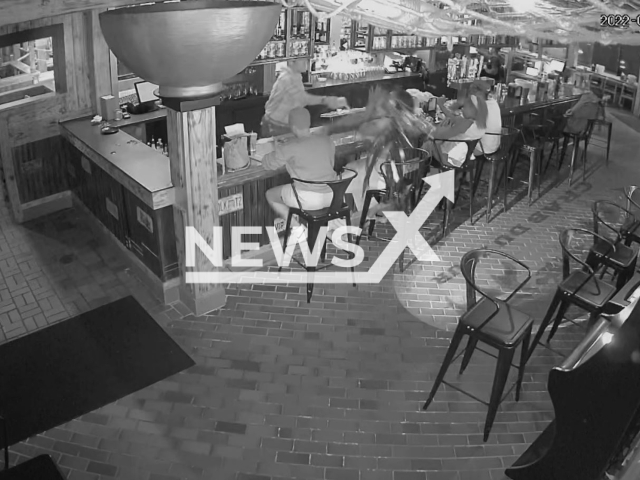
[185,171,454,285]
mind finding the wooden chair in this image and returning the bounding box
[423,249,534,441]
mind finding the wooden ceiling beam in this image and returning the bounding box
[0,0,153,27]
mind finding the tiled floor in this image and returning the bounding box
[1,108,639,480]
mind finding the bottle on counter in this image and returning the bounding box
[249,132,257,155]
[157,138,163,152]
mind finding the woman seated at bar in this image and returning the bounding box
[436,80,499,156]
[263,107,338,235]
[261,58,349,138]
[424,94,488,167]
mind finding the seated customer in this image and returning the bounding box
[473,81,502,155]
[263,107,338,236]
[426,95,487,167]
[563,87,603,135]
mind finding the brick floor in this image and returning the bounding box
[1,109,639,480]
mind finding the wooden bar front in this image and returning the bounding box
[59,91,580,307]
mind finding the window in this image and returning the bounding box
[117,58,136,81]
[0,24,65,107]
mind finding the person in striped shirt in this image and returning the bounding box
[261,58,349,138]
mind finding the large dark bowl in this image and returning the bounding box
[100,1,281,99]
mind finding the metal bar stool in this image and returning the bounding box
[423,249,534,442]
[279,168,358,303]
[624,186,640,249]
[355,149,430,272]
[425,138,480,236]
[528,228,617,358]
[509,117,553,204]
[542,114,568,175]
[472,127,520,223]
[557,119,595,186]
[590,201,639,289]
[585,100,612,167]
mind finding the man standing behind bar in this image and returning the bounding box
[261,58,349,137]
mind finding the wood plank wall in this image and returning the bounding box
[0,10,111,222]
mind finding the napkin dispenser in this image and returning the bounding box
[221,134,250,171]
[221,123,251,172]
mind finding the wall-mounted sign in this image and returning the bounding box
[81,156,92,174]
[21,158,43,174]
[106,198,119,220]
[136,207,153,233]
[219,193,243,216]
[274,218,286,233]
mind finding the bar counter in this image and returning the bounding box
[58,91,580,305]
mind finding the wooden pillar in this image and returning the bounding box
[566,43,579,69]
[85,9,113,112]
[28,42,35,71]
[166,99,226,315]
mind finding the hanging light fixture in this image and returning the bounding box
[357,0,403,19]
[508,0,537,13]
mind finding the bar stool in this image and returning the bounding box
[585,99,612,167]
[355,152,430,272]
[625,185,640,211]
[279,168,358,303]
[423,249,533,442]
[542,114,568,175]
[509,118,553,204]
[557,120,595,186]
[590,201,639,289]
[426,138,480,235]
[529,228,617,357]
[471,127,520,223]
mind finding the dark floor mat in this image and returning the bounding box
[0,296,194,446]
